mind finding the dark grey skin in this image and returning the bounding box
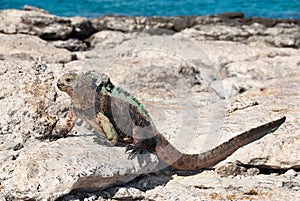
[52,71,286,170]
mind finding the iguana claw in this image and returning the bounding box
[125,144,147,159]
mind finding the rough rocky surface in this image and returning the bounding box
[0,34,74,63]
[0,6,299,200]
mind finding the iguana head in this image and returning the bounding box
[57,72,78,98]
[57,71,113,110]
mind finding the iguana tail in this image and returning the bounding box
[155,116,286,170]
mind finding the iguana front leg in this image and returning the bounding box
[48,108,78,140]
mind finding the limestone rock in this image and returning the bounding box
[1,8,299,48]
[0,9,72,40]
[215,162,247,177]
[143,171,300,201]
[0,58,158,200]
[0,34,74,63]
[22,5,49,14]
[91,15,197,32]
[181,21,300,48]
[87,30,124,48]
[71,16,97,40]
[0,7,300,200]
[2,137,157,200]
[51,39,90,51]
[223,77,300,169]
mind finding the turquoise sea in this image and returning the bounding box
[0,0,299,19]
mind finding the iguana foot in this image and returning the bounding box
[125,144,147,159]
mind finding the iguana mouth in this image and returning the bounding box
[57,82,72,95]
[57,82,65,90]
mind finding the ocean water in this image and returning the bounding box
[0,0,299,19]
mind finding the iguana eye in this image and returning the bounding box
[66,78,71,82]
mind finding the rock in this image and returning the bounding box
[0,59,61,151]
[71,17,97,40]
[199,12,300,27]
[284,169,298,179]
[91,15,147,32]
[215,162,260,177]
[181,22,300,48]
[1,138,157,200]
[264,25,300,47]
[1,8,299,48]
[247,168,260,176]
[0,7,300,201]
[215,162,247,177]
[0,60,63,199]
[141,28,175,35]
[109,187,144,200]
[22,5,49,14]
[222,77,300,169]
[38,22,72,40]
[91,15,197,32]
[0,8,72,40]
[0,34,74,63]
[215,12,245,19]
[51,39,90,51]
[148,16,197,31]
[0,58,158,200]
[191,24,251,41]
[88,30,124,48]
[143,171,300,201]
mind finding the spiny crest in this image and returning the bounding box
[85,72,109,84]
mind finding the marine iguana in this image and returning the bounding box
[51,71,286,170]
